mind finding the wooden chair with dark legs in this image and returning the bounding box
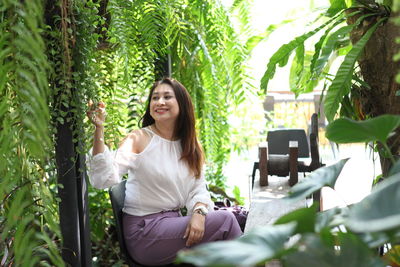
[109,181,194,267]
[252,113,324,188]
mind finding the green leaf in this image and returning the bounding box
[337,43,353,55]
[260,13,343,92]
[285,159,349,203]
[245,22,289,52]
[315,206,346,232]
[232,185,245,205]
[339,95,355,118]
[326,0,348,17]
[352,73,371,89]
[359,231,391,248]
[284,233,385,267]
[176,223,296,266]
[310,16,346,73]
[289,44,305,92]
[275,205,317,234]
[324,18,387,122]
[326,115,400,143]
[312,13,372,80]
[346,173,400,232]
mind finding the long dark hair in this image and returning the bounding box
[141,78,204,178]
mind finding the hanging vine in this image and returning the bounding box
[106,0,254,188]
[0,0,64,265]
[1,0,257,265]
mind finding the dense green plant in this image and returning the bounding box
[84,0,258,263]
[393,0,400,82]
[260,0,400,178]
[40,0,261,264]
[169,0,254,186]
[46,0,262,264]
[177,114,400,266]
[0,0,271,264]
[260,0,392,122]
[177,1,400,266]
[0,1,64,266]
[105,0,261,188]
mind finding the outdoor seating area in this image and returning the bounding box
[246,142,379,231]
[252,113,324,188]
[2,0,400,266]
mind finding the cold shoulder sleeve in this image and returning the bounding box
[185,172,214,214]
[88,146,137,189]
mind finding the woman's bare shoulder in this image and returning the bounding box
[120,128,152,154]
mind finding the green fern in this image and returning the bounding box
[2,0,259,265]
[0,1,64,266]
[105,0,255,187]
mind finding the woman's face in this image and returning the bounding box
[149,83,180,123]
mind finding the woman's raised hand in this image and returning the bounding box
[87,100,106,127]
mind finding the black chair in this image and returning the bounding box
[251,113,323,187]
[109,180,140,267]
[109,181,193,267]
[267,129,309,158]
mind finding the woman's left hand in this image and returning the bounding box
[184,213,205,247]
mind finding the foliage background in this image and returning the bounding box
[176,0,400,265]
[3,0,398,265]
[0,0,268,265]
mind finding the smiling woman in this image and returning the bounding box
[142,78,203,177]
[86,77,242,266]
[149,84,180,125]
[149,84,181,139]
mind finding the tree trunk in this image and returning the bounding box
[348,8,400,176]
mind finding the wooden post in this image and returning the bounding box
[55,112,91,266]
[309,114,322,209]
[259,142,268,186]
[55,115,81,266]
[309,113,322,171]
[289,141,298,186]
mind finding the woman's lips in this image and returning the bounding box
[155,108,168,114]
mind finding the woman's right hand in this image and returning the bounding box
[87,101,106,127]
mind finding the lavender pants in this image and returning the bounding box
[123,210,242,266]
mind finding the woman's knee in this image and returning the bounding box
[216,210,236,220]
[206,210,236,227]
[205,210,242,238]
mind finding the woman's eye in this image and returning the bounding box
[152,96,159,100]
[165,96,172,99]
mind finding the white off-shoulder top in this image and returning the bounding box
[88,127,214,216]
